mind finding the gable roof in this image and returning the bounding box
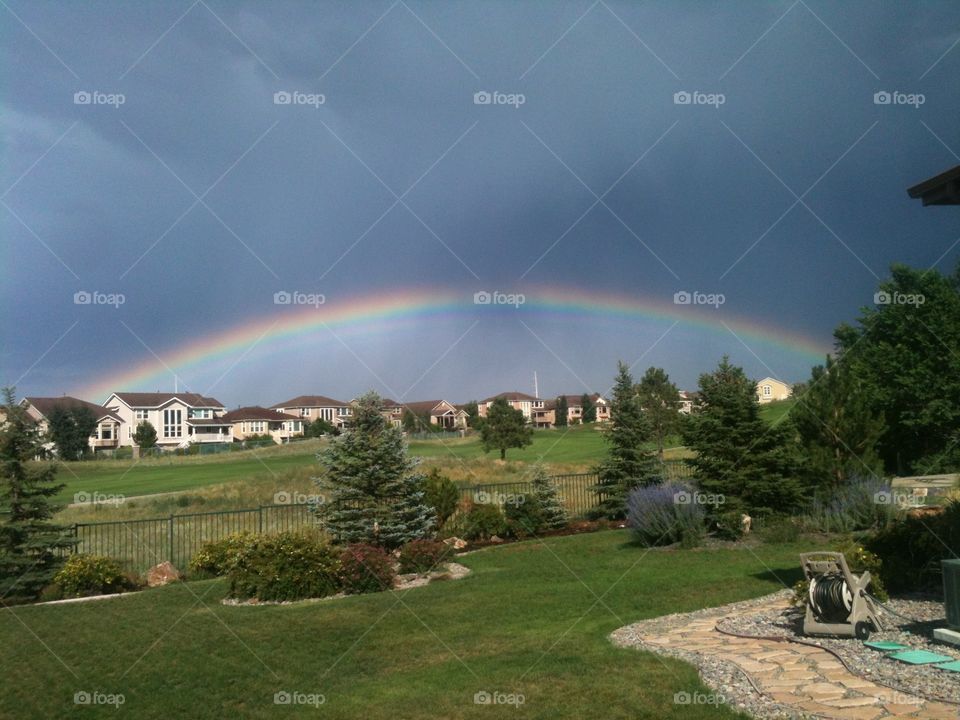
[482,391,540,403]
[756,377,790,388]
[556,393,606,406]
[109,392,224,409]
[24,396,122,423]
[222,406,300,423]
[270,394,348,409]
[401,400,451,415]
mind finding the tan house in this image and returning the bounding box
[378,399,406,428]
[477,391,542,421]
[270,395,353,429]
[678,391,699,414]
[222,406,303,443]
[103,392,231,448]
[532,400,556,428]
[20,396,124,454]
[557,394,611,424]
[400,400,469,430]
[756,377,792,404]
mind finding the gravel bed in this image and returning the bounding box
[716,594,960,706]
[611,591,809,719]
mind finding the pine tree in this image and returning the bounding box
[316,392,434,548]
[792,355,886,491]
[682,357,801,516]
[554,396,568,427]
[581,393,596,423]
[635,367,681,461]
[0,388,76,604]
[592,363,662,519]
[47,404,96,460]
[530,464,567,530]
[480,397,533,460]
[133,421,158,449]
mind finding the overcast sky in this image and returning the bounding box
[2,1,958,407]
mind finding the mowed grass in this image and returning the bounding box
[0,530,815,719]
[759,398,796,426]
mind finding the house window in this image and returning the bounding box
[300,408,310,417]
[189,409,210,419]
[100,425,112,440]
[127,427,132,439]
[163,409,182,438]
[135,409,149,420]
[250,421,265,433]
[338,408,350,416]
[763,386,771,397]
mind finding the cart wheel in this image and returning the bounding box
[854,621,872,640]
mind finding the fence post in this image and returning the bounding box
[168,514,174,565]
[71,524,78,554]
[258,506,264,534]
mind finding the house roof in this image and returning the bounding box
[110,392,224,409]
[24,396,123,423]
[270,394,347,409]
[482,391,540,403]
[907,164,960,206]
[756,377,791,388]
[401,400,452,415]
[222,406,300,423]
[556,393,605,406]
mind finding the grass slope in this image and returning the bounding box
[1,531,814,719]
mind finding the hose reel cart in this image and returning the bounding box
[800,551,884,640]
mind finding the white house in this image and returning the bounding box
[755,377,792,404]
[270,394,353,429]
[103,392,231,447]
[222,406,304,443]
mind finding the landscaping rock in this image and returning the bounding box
[146,561,181,587]
[489,535,504,544]
[442,536,468,550]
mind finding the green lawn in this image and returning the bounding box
[1,530,815,719]
[759,398,796,426]
[408,424,611,463]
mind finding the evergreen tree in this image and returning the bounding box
[592,363,662,519]
[682,357,801,516]
[554,396,568,427]
[47,404,96,460]
[635,367,681,461]
[792,355,886,491]
[480,397,533,460]
[316,392,433,548]
[529,464,567,530]
[463,401,481,429]
[580,393,596,423]
[133,421,157,449]
[0,388,75,604]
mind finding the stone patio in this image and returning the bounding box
[611,594,960,720]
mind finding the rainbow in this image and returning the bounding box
[76,286,832,401]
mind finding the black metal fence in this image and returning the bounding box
[71,460,694,572]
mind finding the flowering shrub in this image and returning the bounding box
[189,532,255,577]
[398,539,452,574]
[627,483,706,547]
[227,532,340,601]
[53,555,140,598]
[338,544,397,594]
[800,476,899,533]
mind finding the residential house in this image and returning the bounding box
[678,390,699,414]
[222,406,304,444]
[400,400,469,430]
[378,399,405,428]
[477,392,542,421]
[103,392,231,447]
[755,377,792,404]
[270,395,353,430]
[556,394,611,424]
[20,396,124,454]
[532,399,556,428]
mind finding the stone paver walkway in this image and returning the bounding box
[613,596,959,720]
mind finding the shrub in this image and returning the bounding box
[189,532,255,577]
[398,539,452,574]
[505,466,568,537]
[758,516,802,544]
[227,532,340,602]
[449,501,509,541]
[53,555,139,598]
[799,476,898,533]
[423,469,460,529]
[626,483,706,547]
[339,544,397,594]
[867,499,960,593]
[713,510,747,541]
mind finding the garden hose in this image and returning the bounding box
[865,593,926,624]
[809,573,853,622]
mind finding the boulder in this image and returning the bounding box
[146,561,182,587]
[489,535,504,544]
